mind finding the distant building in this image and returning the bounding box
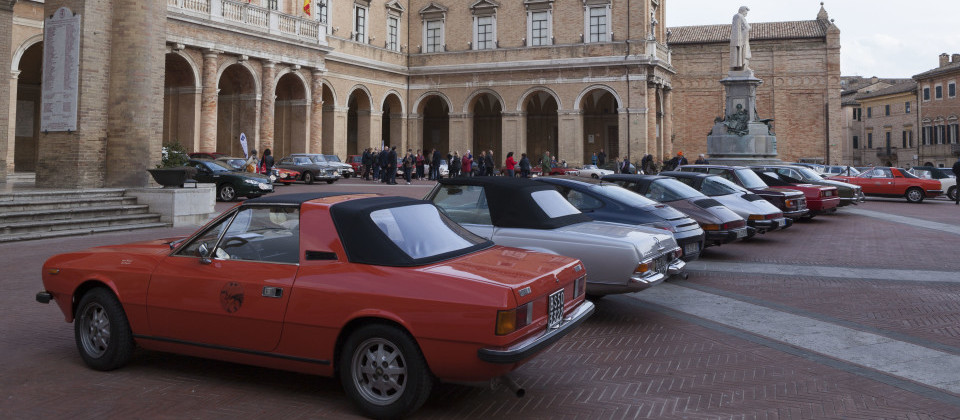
[849,81,918,167]
[913,53,960,167]
[839,76,910,166]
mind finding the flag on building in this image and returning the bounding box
[303,0,311,16]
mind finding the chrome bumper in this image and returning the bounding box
[477,300,595,363]
[668,258,686,275]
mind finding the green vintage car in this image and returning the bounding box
[187,159,274,201]
[751,164,865,207]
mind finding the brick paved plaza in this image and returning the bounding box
[2,178,959,419]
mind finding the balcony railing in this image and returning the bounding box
[168,0,326,45]
[876,147,898,158]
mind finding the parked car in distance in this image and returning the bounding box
[822,165,861,177]
[347,154,363,173]
[751,165,865,207]
[828,167,943,203]
[426,177,685,297]
[189,152,227,160]
[604,174,749,247]
[537,176,705,261]
[661,171,791,235]
[322,154,355,178]
[424,159,450,177]
[908,166,957,201]
[270,167,300,185]
[215,156,249,171]
[548,164,580,176]
[36,193,595,419]
[577,165,615,179]
[678,165,809,220]
[751,169,840,217]
[186,159,274,201]
[274,155,340,184]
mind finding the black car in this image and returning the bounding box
[187,159,274,201]
[677,164,809,220]
[537,176,706,261]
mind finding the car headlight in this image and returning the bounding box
[243,179,260,185]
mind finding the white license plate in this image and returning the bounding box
[683,243,699,255]
[736,229,747,238]
[548,290,564,330]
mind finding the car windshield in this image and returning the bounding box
[201,160,234,173]
[795,166,830,180]
[702,176,747,196]
[582,165,598,170]
[648,179,702,201]
[220,158,246,170]
[293,157,312,165]
[735,169,768,189]
[592,184,659,206]
[323,155,342,163]
[370,204,487,260]
[307,155,326,164]
[531,190,581,218]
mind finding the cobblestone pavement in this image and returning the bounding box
[2,178,959,419]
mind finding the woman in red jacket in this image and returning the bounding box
[461,150,473,177]
[504,152,517,177]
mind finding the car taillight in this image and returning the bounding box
[635,261,652,274]
[496,301,533,335]
[701,223,720,231]
[723,220,746,229]
[767,213,782,220]
[574,275,586,298]
[748,214,764,221]
[673,248,683,259]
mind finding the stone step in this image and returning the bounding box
[0,189,127,202]
[0,222,171,243]
[0,196,138,213]
[0,205,152,224]
[1,213,164,236]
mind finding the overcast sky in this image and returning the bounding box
[668,0,960,79]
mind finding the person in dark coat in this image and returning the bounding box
[640,154,653,174]
[361,148,373,180]
[519,153,531,178]
[597,149,606,166]
[450,152,461,177]
[694,154,709,164]
[378,147,389,183]
[259,149,274,174]
[953,157,960,205]
[386,146,398,185]
[431,149,442,180]
[402,149,414,184]
[415,149,425,180]
[461,151,473,177]
[484,150,495,176]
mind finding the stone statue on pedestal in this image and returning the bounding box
[730,6,751,71]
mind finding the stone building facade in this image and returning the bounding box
[914,53,960,168]
[839,76,910,166]
[2,0,839,187]
[849,82,918,167]
[667,6,841,165]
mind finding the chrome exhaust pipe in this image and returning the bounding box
[490,375,526,398]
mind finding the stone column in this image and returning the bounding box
[259,60,276,152]
[309,68,324,153]
[200,50,220,153]
[4,71,18,175]
[390,113,407,152]
[0,1,14,183]
[407,113,423,152]
[448,113,471,155]
[104,0,167,187]
[368,110,383,150]
[558,110,583,167]
[331,106,349,159]
[501,112,526,159]
[322,103,336,154]
[663,87,674,158]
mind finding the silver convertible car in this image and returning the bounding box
[426,177,685,297]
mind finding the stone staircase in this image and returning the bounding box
[0,189,169,243]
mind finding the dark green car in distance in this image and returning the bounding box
[187,159,275,201]
[751,164,865,207]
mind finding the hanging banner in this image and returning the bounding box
[304,0,311,16]
[240,132,249,158]
[40,7,81,132]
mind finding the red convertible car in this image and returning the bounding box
[36,193,594,418]
[829,167,942,203]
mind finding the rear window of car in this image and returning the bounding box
[702,176,746,196]
[593,184,659,206]
[531,190,581,218]
[648,179,702,201]
[370,204,486,260]
[735,169,768,189]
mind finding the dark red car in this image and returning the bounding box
[751,169,840,217]
[347,154,363,173]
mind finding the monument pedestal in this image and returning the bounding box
[705,71,782,165]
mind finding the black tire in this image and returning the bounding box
[217,183,237,202]
[74,288,134,371]
[326,179,336,184]
[303,171,315,184]
[591,174,599,179]
[905,187,924,203]
[948,186,958,202]
[343,173,352,179]
[339,324,433,419]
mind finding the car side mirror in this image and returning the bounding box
[197,243,213,265]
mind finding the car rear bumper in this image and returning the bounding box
[809,197,841,212]
[749,217,793,232]
[477,300,595,363]
[783,209,809,220]
[705,226,749,244]
[675,231,705,261]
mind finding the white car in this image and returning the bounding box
[578,164,615,179]
[908,167,957,200]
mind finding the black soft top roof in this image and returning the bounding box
[600,174,673,191]
[437,177,591,229]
